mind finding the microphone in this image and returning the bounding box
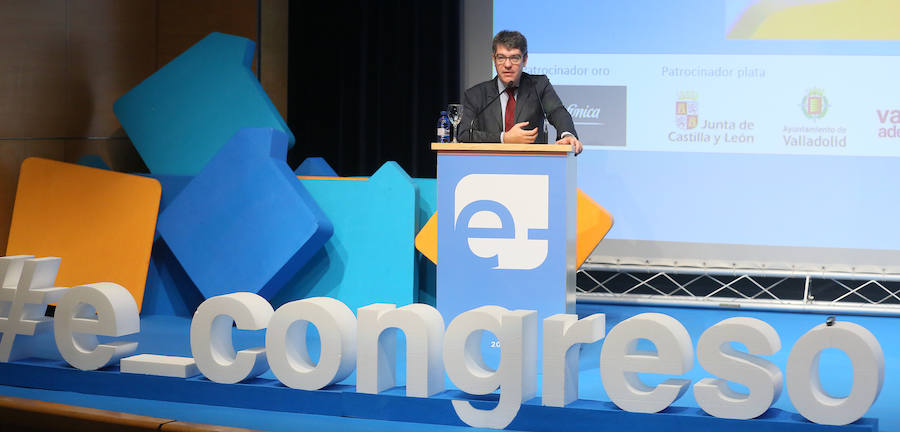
[528,74,549,143]
[467,80,514,142]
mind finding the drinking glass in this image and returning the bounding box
[448,104,463,143]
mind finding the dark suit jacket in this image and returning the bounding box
[458,72,577,143]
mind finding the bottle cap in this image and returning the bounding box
[440,111,448,115]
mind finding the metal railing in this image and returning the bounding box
[576,263,900,316]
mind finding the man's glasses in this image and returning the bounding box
[494,54,523,65]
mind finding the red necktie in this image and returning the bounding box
[504,87,517,132]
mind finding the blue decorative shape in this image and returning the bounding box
[141,237,203,317]
[76,155,110,170]
[413,178,436,306]
[113,32,294,175]
[271,162,418,313]
[295,157,338,176]
[144,174,193,214]
[157,128,332,300]
[138,174,198,317]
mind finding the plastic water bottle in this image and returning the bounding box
[437,111,451,143]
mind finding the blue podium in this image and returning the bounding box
[434,143,577,327]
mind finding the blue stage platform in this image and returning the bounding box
[0,302,893,431]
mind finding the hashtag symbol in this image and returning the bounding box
[0,255,68,362]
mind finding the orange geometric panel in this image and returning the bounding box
[6,158,161,311]
[414,188,613,269]
[414,212,438,265]
[575,188,613,268]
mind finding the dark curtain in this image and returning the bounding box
[286,1,461,178]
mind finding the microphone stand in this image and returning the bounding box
[468,80,514,142]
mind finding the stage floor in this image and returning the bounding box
[0,302,895,431]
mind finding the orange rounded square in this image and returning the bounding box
[6,158,161,311]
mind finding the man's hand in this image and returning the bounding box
[556,134,583,155]
[505,122,538,143]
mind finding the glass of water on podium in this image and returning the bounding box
[448,104,463,143]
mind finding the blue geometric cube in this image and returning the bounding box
[294,157,338,177]
[157,128,331,300]
[140,174,200,317]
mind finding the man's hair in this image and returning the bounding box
[492,30,527,56]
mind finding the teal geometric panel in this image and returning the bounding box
[272,162,418,312]
[114,32,293,175]
[412,177,436,306]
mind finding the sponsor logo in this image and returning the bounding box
[566,104,603,121]
[453,174,549,270]
[801,88,829,120]
[551,85,627,147]
[877,109,900,138]
[676,91,699,130]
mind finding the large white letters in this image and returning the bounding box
[0,256,67,362]
[356,303,444,397]
[542,313,605,407]
[600,313,693,413]
[54,283,139,371]
[190,292,272,384]
[443,306,537,429]
[786,321,884,425]
[265,297,357,390]
[0,268,890,429]
[694,317,782,419]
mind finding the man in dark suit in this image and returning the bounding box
[458,30,583,154]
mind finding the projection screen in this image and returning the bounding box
[461,0,900,275]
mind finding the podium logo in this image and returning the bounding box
[454,174,550,270]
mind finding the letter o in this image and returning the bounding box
[786,321,883,425]
[266,297,357,390]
